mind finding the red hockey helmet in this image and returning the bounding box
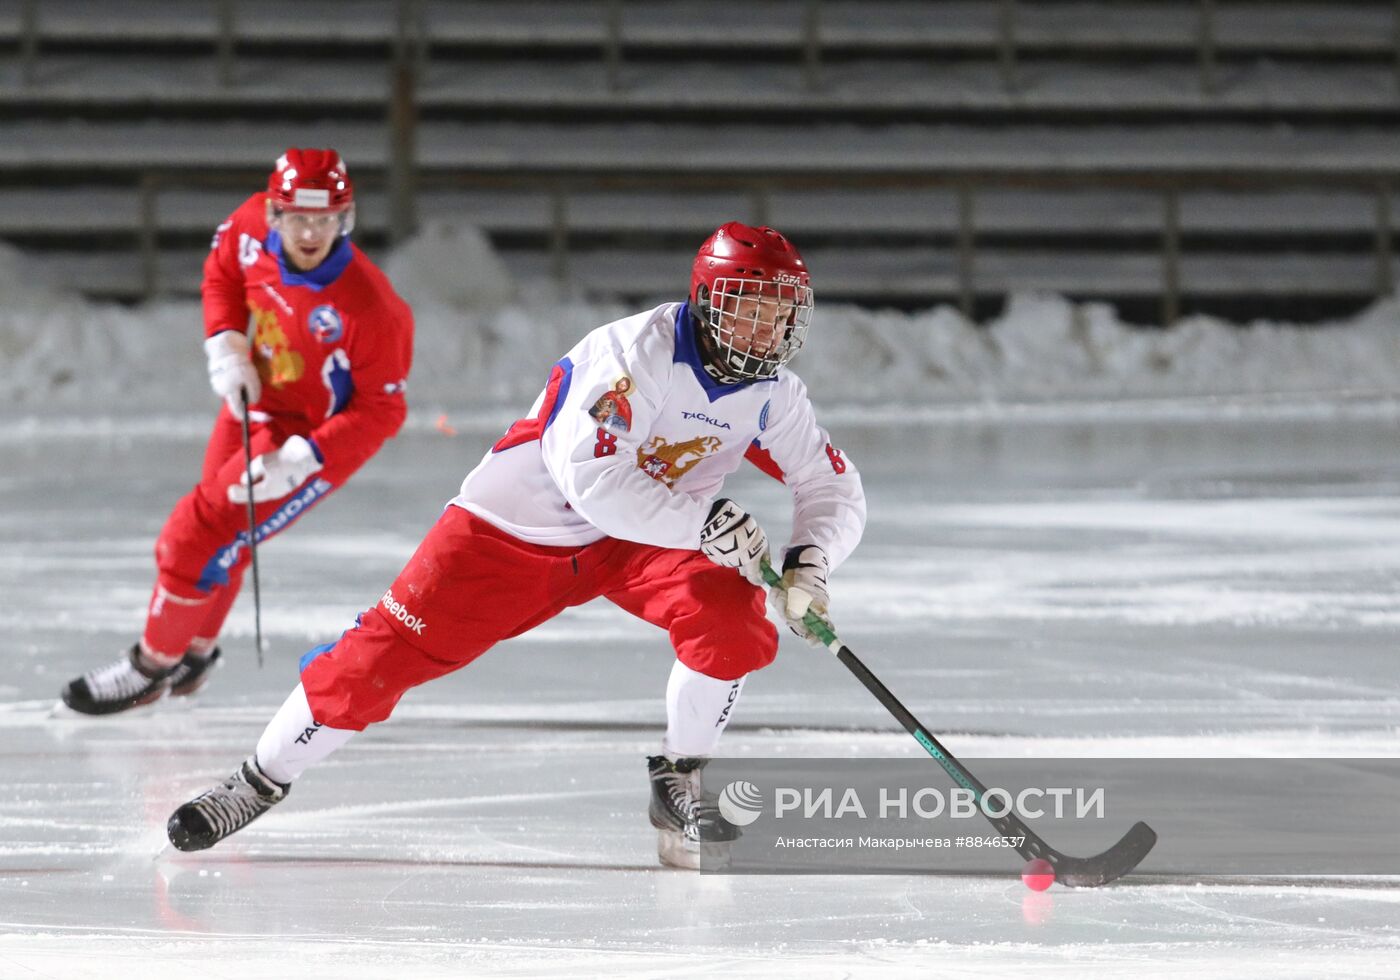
[690,222,814,382]
[267,148,355,235]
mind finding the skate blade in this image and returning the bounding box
[657,829,733,871]
[48,690,190,720]
[46,699,133,720]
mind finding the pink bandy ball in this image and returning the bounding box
[1021,857,1055,891]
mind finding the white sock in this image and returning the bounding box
[254,683,356,785]
[662,661,745,758]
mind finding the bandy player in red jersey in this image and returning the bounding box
[61,148,414,716]
[165,222,865,869]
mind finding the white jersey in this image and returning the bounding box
[452,303,865,568]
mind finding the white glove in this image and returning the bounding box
[699,498,770,587]
[205,330,261,419]
[228,435,323,505]
[769,544,832,647]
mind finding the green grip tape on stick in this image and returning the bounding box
[759,556,839,649]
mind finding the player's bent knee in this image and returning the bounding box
[672,566,779,679]
[678,615,778,680]
[299,609,457,730]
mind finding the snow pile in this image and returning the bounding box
[380,221,516,314]
[803,293,1400,405]
[2,229,1399,413]
[0,240,209,410]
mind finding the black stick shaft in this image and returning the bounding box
[239,387,264,669]
[759,560,1156,885]
[760,559,1042,857]
[833,644,991,797]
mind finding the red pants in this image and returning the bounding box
[142,410,353,658]
[301,505,779,730]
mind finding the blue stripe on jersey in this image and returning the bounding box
[267,231,352,290]
[321,348,354,417]
[672,302,771,403]
[195,478,335,591]
[489,356,574,453]
[542,356,573,431]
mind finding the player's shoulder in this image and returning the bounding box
[339,246,414,326]
[576,302,680,373]
[207,193,269,254]
[769,365,813,406]
[224,192,271,235]
[593,302,680,361]
[749,369,817,433]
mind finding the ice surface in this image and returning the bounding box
[3,404,1400,977]
[3,224,1399,975]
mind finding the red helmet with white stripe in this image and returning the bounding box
[690,222,814,383]
[267,148,355,236]
[268,148,353,209]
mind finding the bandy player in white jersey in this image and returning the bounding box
[165,222,867,867]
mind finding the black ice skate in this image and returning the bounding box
[167,757,290,852]
[61,644,178,716]
[647,755,739,869]
[167,647,222,698]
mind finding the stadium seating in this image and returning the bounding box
[0,0,1396,322]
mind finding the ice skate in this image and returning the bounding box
[166,647,222,698]
[167,756,290,851]
[60,644,178,716]
[647,755,739,870]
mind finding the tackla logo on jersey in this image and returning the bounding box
[636,435,721,487]
[681,410,731,430]
[587,376,634,433]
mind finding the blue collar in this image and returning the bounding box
[267,231,352,291]
[672,302,771,403]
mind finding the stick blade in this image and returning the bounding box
[1053,821,1158,888]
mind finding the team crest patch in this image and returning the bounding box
[759,399,771,432]
[587,376,634,433]
[309,304,344,343]
[636,434,722,488]
[251,305,305,388]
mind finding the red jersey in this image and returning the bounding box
[202,192,414,473]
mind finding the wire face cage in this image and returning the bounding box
[702,277,815,381]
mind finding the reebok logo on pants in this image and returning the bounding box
[380,589,427,635]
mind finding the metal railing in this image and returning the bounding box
[515,173,1400,326]
[132,167,1399,325]
[15,0,1400,95]
[14,0,1400,321]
